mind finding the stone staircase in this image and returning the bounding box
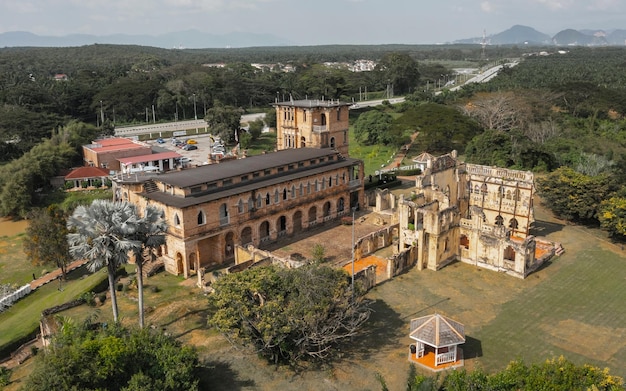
[554,242,565,256]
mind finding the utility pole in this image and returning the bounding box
[193,93,198,120]
[100,100,104,126]
[351,206,356,299]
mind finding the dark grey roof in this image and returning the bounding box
[409,314,465,347]
[273,99,351,109]
[153,148,342,188]
[142,154,361,209]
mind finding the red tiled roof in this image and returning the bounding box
[65,166,110,180]
[118,151,181,165]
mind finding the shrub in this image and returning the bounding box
[0,365,11,387]
[64,181,74,190]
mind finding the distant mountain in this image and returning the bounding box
[489,25,551,45]
[552,29,608,46]
[0,30,294,49]
[455,25,624,47]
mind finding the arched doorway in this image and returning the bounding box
[308,206,317,225]
[176,252,184,275]
[293,210,303,233]
[259,221,270,242]
[241,226,252,246]
[277,215,287,235]
[189,252,197,272]
[338,197,345,213]
[323,201,331,218]
[225,231,235,260]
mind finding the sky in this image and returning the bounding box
[0,0,625,45]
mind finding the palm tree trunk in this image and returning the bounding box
[107,263,119,323]
[137,260,145,328]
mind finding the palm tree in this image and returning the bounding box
[132,205,167,328]
[67,199,141,323]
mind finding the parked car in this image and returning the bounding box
[175,141,186,148]
[156,137,165,144]
[186,139,197,144]
[182,144,198,151]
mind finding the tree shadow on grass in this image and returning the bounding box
[530,220,564,237]
[198,360,256,390]
[341,298,405,362]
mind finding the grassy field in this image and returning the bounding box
[0,266,108,354]
[0,233,48,287]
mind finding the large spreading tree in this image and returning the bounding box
[208,264,371,365]
[23,205,71,280]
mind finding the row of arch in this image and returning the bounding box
[469,182,522,201]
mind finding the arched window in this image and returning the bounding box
[283,188,288,200]
[256,194,262,208]
[320,113,327,126]
[299,183,303,196]
[338,197,345,212]
[498,186,505,198]
[265,193,271,205]
[506,190,512,200]
[174,213,180,226]
[495,215,504,226]
[330,137,335,148]
[291,185,296,198]
[238,199,244,214]
[328,176,332,187]
[514,189,521,201]
[307,182,311,194]
[248,197,254,211]
[275,189,280,203]
[219,204,229,225]
[197,210,206,225]
[468,181,473,194]
[314,179,319,192]
[474,185,480,194]
[301,136,306,148]
[336,108,341,121]
[481,183,488,195]
[509,218,519,230]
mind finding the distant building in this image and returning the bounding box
[82,137,180,172]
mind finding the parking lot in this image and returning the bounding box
[146,134,230,167]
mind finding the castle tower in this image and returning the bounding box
[273,99,351,157]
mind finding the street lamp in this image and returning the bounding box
[193,93,197,120]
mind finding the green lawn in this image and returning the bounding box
[0,234,48,287]
[0,266,108,353]
[245,132,277,156]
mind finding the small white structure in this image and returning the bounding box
[409,313,465,367]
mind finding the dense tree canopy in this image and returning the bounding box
[208,264,371,365]
[353,110,394,146]
[537,167,621,223]
[396,356,625,391]
[23,323,200,391]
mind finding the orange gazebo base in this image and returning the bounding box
[408,347,464,372]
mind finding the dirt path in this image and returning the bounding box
[29,259,88,290]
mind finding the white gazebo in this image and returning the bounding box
[409,313,465,368]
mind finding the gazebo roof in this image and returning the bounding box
[409,314,465,347]
[412,152,435,163]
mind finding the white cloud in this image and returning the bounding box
[480,1,494,12]
[587,0,620,11]
[530,0,574,11]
